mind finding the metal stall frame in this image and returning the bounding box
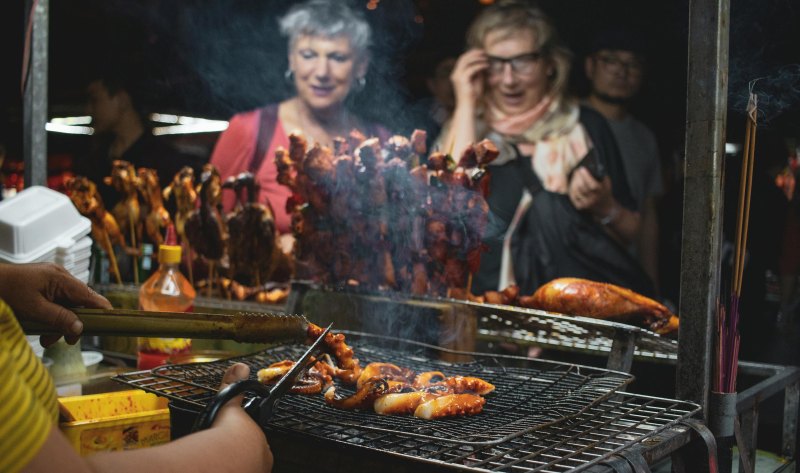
[23,0,49,187]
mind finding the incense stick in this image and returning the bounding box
[736,96,758,296]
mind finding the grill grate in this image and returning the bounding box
[475,304,678,361]
[114,332,698,471]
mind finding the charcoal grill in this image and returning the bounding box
[114,331,700,471]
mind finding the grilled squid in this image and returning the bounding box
[413,393,486,420]
[324,378,401,410]
[373,385,452,415]
[308,323,362,384]
[412,371,447,388]
[257,360,294,384]
[356,362,415,389]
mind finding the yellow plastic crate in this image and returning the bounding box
[59,390,170,455]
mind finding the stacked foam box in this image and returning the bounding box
[0,186,92,282]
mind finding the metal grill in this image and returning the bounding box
[475,303,679,361]
[114,332,699,471]
[116,332,632,446]
[288,282,679,363]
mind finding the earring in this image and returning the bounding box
[355,76,366,91]
[284,69,294,84]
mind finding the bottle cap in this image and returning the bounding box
[159,244,182,264]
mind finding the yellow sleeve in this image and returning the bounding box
[0,301,58,473]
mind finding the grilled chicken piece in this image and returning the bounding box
[185,165,226,261]
[104,160,142,247]
[520,277,679,334]
[163,166,197,244]
[414,393,486,419]
[137,168,172,247]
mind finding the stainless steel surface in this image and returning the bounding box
[21,308,308,343]
[676,0,730,420]
[114,332,699,471]
[23,0,48,187]
[289,282,679,371]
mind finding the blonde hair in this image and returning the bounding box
[466,0,572,98]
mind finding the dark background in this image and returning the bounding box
[2,1,799,157]
[2,0,800,309]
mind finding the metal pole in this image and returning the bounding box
[675,0,729,417]
[23,0,49,188]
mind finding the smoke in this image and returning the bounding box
[728,0,800,124]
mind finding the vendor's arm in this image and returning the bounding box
[440,49,488,156]
[0,263,111,346]
[23,363,273,473]
[568,167,641,245]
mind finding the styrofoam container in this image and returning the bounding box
[0,186,91,264]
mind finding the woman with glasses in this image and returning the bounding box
[438,0,652,296]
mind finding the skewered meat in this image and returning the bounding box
[520,277,680,334]
[224,172,291,285]
[356,362,415,389]
[104,160,142,248]
[414,393,486,419]
[184,164,226,262]
[137,168,172,246]
[162,166,197,244]
[65,176,127,284]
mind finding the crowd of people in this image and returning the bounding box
[9,0,797,470]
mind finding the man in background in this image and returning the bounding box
[584,29,663,291]
[75,61,202,209]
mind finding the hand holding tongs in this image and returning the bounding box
[192,323,332,432]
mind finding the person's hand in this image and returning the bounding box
[451,49,488,108]
[213,362,275,469]
[0,263,112,346]
[568,167,615,217]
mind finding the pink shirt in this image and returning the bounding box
[209,109,293,234]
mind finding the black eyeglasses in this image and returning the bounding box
[595,54,644,75]
[486,51,543,75]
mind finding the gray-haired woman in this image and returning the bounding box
[209,0,388,235]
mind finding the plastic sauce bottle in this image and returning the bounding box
[137,228,196,370]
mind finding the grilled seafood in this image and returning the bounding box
[441,376,495,395]
[412,371,446,388]
[257,360,294,384]
[324,378,401,410]
[521,277,680,335]
[374,391,440,416]
[414,393,486,420]
[356,362,415,390]
[307,323,362,384]
[257,358,334,395]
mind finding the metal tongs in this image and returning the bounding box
[191,323,332,432]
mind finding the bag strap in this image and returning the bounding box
[510,145,544,196]
[249,104,279,173]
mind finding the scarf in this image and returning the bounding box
[482,96,591,194]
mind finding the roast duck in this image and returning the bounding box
[518,277,679,335]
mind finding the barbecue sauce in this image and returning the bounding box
[137,226,196,369]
